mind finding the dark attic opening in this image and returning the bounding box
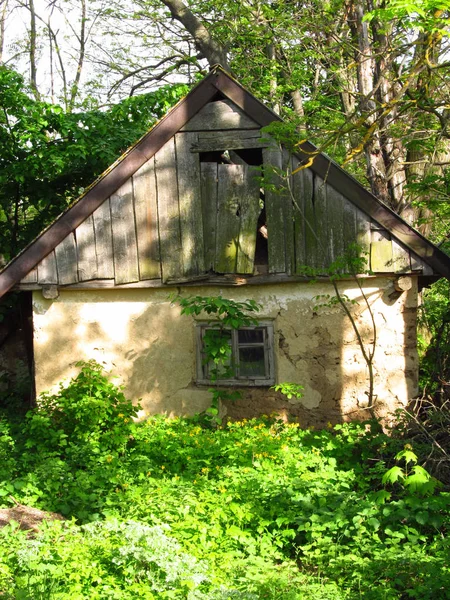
[198,145,268,275]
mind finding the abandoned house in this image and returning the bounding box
[1,66,450,426]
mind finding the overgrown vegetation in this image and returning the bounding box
[392,276,450,486]
[0,361,449,598]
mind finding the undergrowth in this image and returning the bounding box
[0,361,449,599]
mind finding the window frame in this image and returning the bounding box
[195,321,275,386]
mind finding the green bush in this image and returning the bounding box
[3,361,141,518]
[0,363,449,598]
[24,360,139,453]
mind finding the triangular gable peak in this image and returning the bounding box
[1,66,450,296]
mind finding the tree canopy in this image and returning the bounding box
[0,0,449,255]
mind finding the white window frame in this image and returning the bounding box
[196,321,275,386]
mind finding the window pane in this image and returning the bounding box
[238,329,264,344]
[209,359,233,379]
[238,347,266,377]
[203,328,233,379]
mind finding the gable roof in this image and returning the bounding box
[1,65,449,297]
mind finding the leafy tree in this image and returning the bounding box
[3,0,449,234]
[0,66,188,261]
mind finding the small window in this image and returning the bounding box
[196,322,274,386]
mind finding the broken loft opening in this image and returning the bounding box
[199,146,268,274]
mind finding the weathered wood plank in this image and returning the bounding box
[342,201,371,273]
[55,233,78,285]
[37,251,58,285]
[292,162,312,272]
[154,138,183,282]
[175,133,205,276]
[110,179,140,284]
[191,130,268,152]
[342,199,357,250]
[263,146,283,273]
[76,215,98,281]
[304,173,318,270]
[133,158,161,280]
[263,146,294,274]
[355,208,371,259]
[411,251,434,274]
[391,239,411,273]
[370,229,394,272]
[311,175,328,270]
[229,151,247,166]
[18,270,382,291]
[198,130,262,142]
[200,162,218,271]
[92,199,114,279]
[236,166,261,274]
[20,268,37,284]
[215,164,243,273]
[284,150,295,275]
[371,219,386,230]
[325,184,345,264]
[180,99,260,131]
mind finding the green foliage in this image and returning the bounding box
[0,361,140,519]
[176,296,260,329]
[0,367,449,598]
[365,0,450,34]
[0,66,188,261]
[0,519,216,599]
[382,445,439,495]
[271,383,304,400]
[418,278,450,401]
[24,360,138,453]
[0,418,16,484]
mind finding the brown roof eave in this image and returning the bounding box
[0,72,219,299]
[1,65,449,298]
[212,70,450,281]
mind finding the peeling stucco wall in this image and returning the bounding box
[32,276,418,427]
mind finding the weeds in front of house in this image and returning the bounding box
[0,362,449,598]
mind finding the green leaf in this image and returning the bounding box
[382,466,405,485]
[395,447,418,465]
[367,517,380,531]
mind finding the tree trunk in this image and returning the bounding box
[160,0,229,70]
[68,0,86,110]
[370,16,408,218]
[349,0,389,204]
[0,0,8,63]
[28,0,40,100]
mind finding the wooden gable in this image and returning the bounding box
[22,126,432,288]
[1,66,449,297]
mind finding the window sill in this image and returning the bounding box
[196,379,275,388]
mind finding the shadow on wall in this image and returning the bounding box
[32,276,419,427]
[32,288,211,417]
[222,277,418,427]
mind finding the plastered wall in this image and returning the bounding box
[32,276,418,427]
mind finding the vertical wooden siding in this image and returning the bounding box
[23,122,432,287]
[263,147,294,274]
[133,158,160,280]
[214,163,260,274]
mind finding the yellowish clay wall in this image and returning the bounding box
[32,277,418,427]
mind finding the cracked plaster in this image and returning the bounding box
[32,277,419,426]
